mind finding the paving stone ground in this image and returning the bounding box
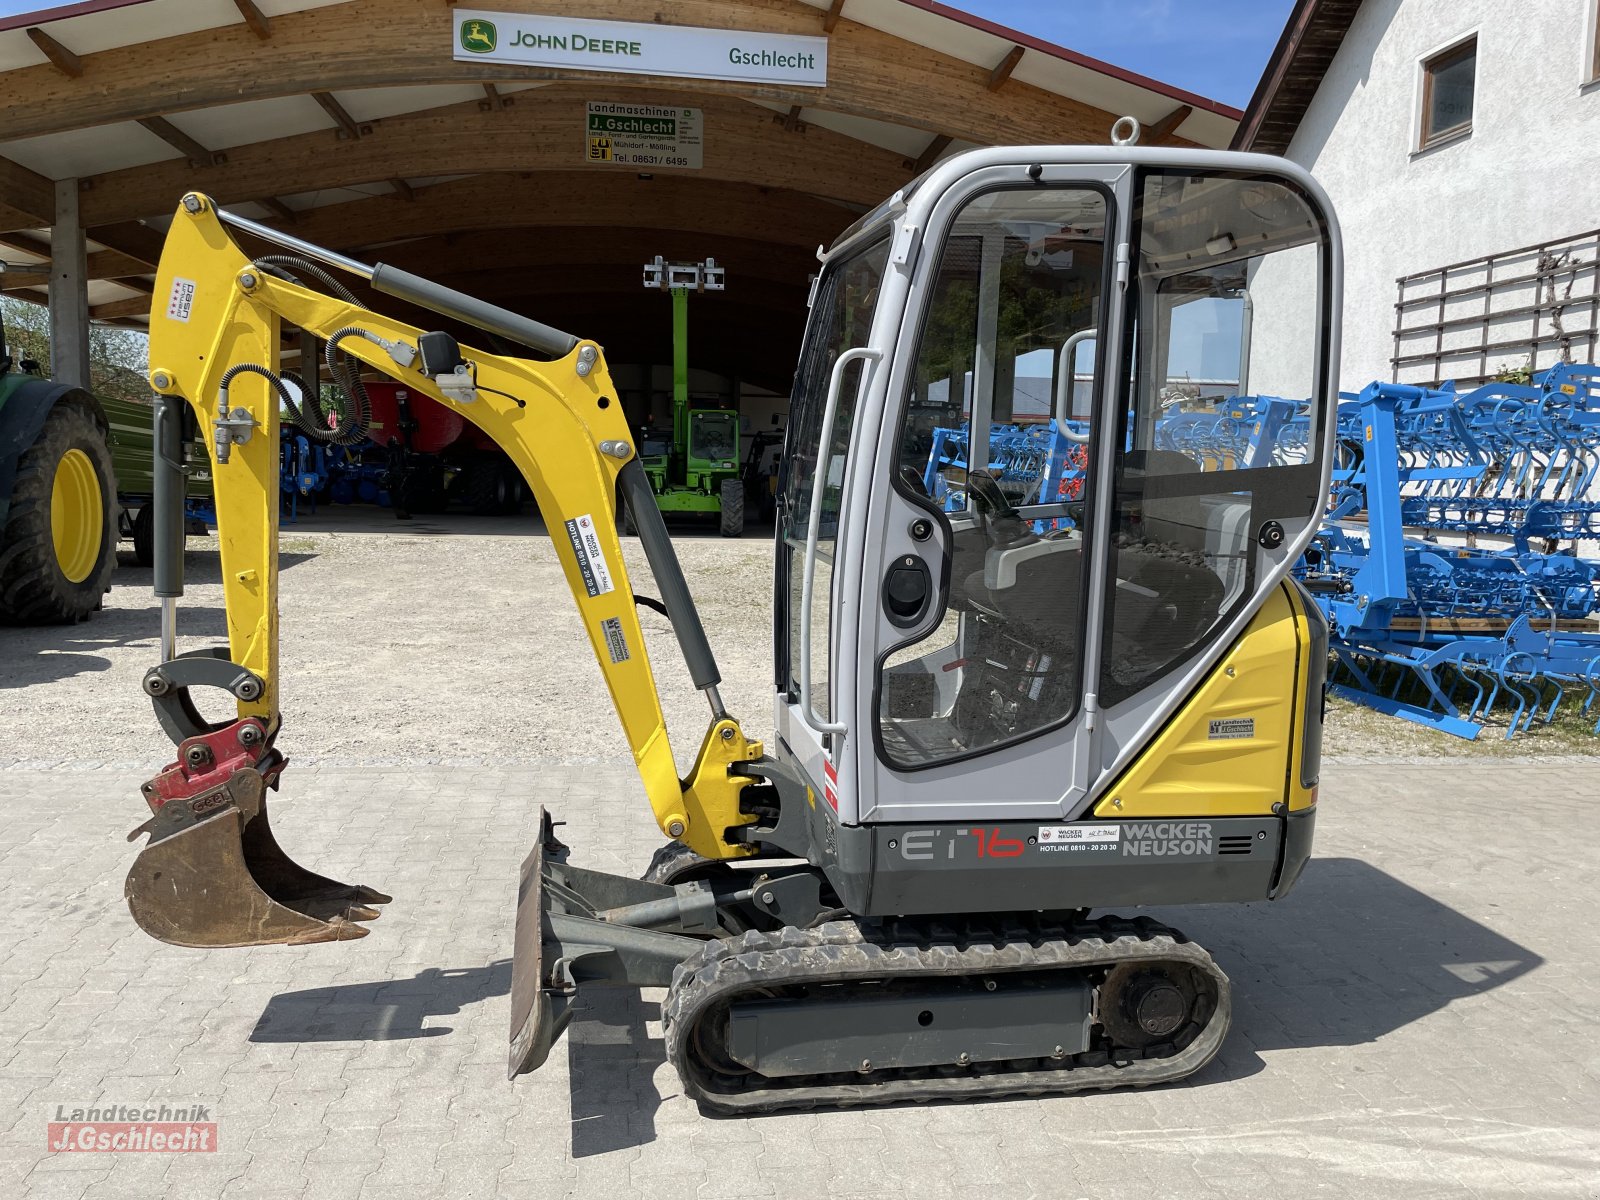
[0,756,1596,1199]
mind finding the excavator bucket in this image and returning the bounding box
[125,765,390,948]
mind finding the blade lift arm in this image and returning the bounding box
[142,193,759,862]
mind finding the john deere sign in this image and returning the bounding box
[452,9,828,87]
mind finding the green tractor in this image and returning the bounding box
[637,256,744,538]
[0,310,116,625]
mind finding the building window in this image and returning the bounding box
[1419,36,1476,148]
[1591,1,1600,82]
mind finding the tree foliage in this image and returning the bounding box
[0,295,151,403]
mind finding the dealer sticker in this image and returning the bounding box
[1038,824,1120,844]
[165,278,196,323]
[1208,718,1255,740]
[600,616,630,664]
[563,514,614,597]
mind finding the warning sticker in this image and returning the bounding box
[585,101,702,169]
[564,514,615,597]
[600,616,630,664]
[1038,824,1120,845]
[1209,717,1256,740]
[166,277,197,323]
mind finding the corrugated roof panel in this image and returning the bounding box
[0,120,177,177]
[799,109,931,157]
[846,0,1014,65]
[86,277,138,304]
[274,182,395,210]
[0,0,345,70]
[332,84,506,124]
[1176,109,1237,149]
[0,245,48,266]
[1006,51,1230,148]
[165,94,333,150]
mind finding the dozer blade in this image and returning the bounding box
[508,808,562,1079]
[126,766,390,948]
[507,809,705,1080]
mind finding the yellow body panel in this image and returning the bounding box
[148,195,756,859]
[1094,583,1308,820]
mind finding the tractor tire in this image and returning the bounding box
[718,477,745,538]
[459,453,524,516]
[396,462,446,516]
[0,398,116,624]
[494,459,527,516]
[132,502,154,568]
[617,478,642,536]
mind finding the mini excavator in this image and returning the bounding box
[125,145,1339,1113]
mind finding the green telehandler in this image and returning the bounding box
[635,256,744,537]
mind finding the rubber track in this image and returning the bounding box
[640,840,714,887]
[663,914,1230,1114]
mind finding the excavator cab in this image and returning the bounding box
[777,155,1334,847]
[124,146,1340,1113]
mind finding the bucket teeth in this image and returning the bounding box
[125,766,391,949]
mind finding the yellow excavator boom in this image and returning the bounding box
[127,193,758,949]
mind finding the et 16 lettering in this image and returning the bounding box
[972,827,1024,858]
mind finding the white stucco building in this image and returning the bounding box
[1236,0,1600,389]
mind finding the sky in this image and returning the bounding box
[0,0,1295,109]
[968,0,1296,109]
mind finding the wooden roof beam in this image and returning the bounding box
[25,27,82,78]
[138,117,222,167]
[777,104,805,133]
[987,45,1025,91]
[822,0,846,33]
[1146,104,1194,141]
[279,174,852,254]
[0,0,1143,151]
[84,222,164,268]
[91,295,154,321]
[912,134,952,174]
[478,82,512,112]
[1,270,50,290]
[80,89,921,224]
[0,155,56,228]
[0,230,51,258]
[232,0,271,40]
[312,91,368,140]
[257,197,298,223]
[389,177,416,202]
[377,227,819,284]
[85,249,155,279]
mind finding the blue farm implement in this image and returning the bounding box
[923,420,1090,515]
[279,432,331,522]
[1298,369,1600,739]
[922,396,1307,518]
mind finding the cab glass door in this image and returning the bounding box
[776,239,891,726]
[875,186,1111,768]
[1101,171,1328,709]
